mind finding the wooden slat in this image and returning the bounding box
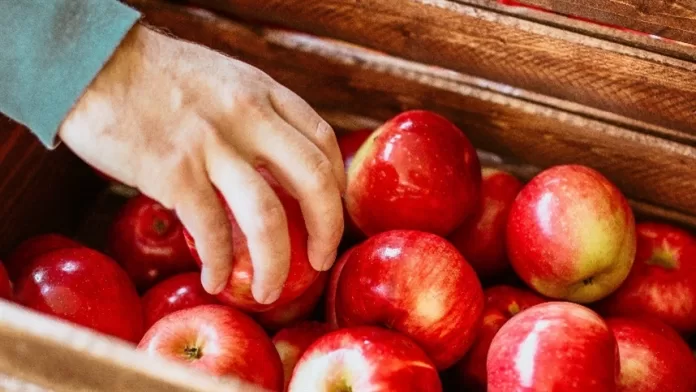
[458,0,696,62]
[0,299,267,392]
[0,117,104,255]
[180,0,696,137]
[515,0,696,46]
[124,1,696,216]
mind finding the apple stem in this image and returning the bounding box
[153,218,169,236]
[582,277,594,285]
[183,346,202,360]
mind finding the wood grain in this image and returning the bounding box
[0,300,267,392]
[0,116,104,256]
[181,0,696,136]
[125,1,696,216]
[515,0,696,46]
[457,0,696,62]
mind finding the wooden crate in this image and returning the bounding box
[1,0,695,389]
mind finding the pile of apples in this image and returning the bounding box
[1,110,695,391]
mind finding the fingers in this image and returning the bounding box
[270,86,346,194]
[173,174,233,296]
[206,141,291,305]
[251,114,344,272]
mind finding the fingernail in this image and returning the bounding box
[202,267,227,295]
[321,250,338,271]
[261,287,283,305]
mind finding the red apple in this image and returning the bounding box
[288,326,442,392]
[345,110,481,237]
[14,248,144,343]
[0,262,11,300]
[507,164,636,303]
[108,194,196,291]
[487,301,619,391]
[450,285,545,391]
[4,233,82,281]
[606,316,696,392]
[138,304,283,391]
[325,245,359,330]
[338,128,373,241]
[184,169,318,312]
[597,222,696,334]
[448,168,522,280]
[108,195,197,292]
[255,272,328,332]
[272,321,331,391]
[334,230,484,369]
[141,272,218,330]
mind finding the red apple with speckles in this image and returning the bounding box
[334,230,484,369]
[507,165,636,303]
[141,272,218,330]
[5,233,82,281]
[108,195,197,292]
[606,316,696,392]
[288,326,442,392]
[345,110,481,237]
[138,304,283,391]
[597,222,696,334]
[325,245,359,330]
[255,272,328,332]
[14,248,144,343]
[448,168,522,280]
[272,321,330,391]
[450,285,545,391]
[184,169,319,312]
[338,128,373,241]
[487,301,619,391]
[0,262,11,300]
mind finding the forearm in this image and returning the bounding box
[0,0,140,148]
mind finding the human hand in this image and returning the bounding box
[58,25,346,304]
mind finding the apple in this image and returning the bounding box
[506,164,636,303]
[334,230,484,369]
[141,272,218,330]
[272,321,330,391]
[138,304,283,391]
[345,110,481,237]
[14,248,144,343]
[597,222,696,334]
[324,245,359,330]
[4,233,82,281]
[606,316,696,392]
[184,169,318,312]
[288,326,442,392]
[448,168,522,280]
[0,262,11,300]
[255,272,328,332]
[108,194,197,292]
[338,128,373,242]
[487,301,619,391]
[449,285,545,391]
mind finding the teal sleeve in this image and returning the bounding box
[0,0,141,148]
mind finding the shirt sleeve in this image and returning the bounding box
[0,0,141,148]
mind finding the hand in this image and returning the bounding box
[58,25,346,304]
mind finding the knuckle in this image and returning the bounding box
[228,91,267,115]
[249,196,287,241]
[306,155,335,192]
[314,120,337,149]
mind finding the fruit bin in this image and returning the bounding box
[1,0,696,390]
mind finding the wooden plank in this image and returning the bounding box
[0,117,104,255]
[180,0,696,137]
[123,1,696,216]
[515,0,696,46]
[0,300,267,392]
[457,0,696,62]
